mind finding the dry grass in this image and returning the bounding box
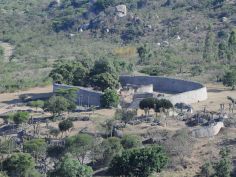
[192,83,236,112]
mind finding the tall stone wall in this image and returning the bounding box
[53,84,103,107]
[120,75,207,104]
[54,75,207,107]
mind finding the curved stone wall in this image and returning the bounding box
[53,84,103,107]
[54,75,207,107]
[119,75,207,104]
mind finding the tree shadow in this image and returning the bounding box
[2,92,52,105]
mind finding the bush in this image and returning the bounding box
[101,89,119,108]
[223,70,236,89]
[121,135,142,149]
[12,111,30,124]
[58,119,73,133]
[191,65,203,76]
[109,146,168,177]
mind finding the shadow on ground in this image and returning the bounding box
[2,92,52,105]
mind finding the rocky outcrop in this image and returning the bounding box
[115,5,127,17]
[191,122,224,138]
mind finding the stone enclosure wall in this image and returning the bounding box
[53,75,208,107]
[119,75,208,104]
[53,84,103,107]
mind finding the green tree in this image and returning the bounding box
[154,99,173,112]
[12,111,30,125]
[90,73,119,91]
[90,59,117,76]
[137,44,153,64]
[203,30,216,62]
[139,97,156,110]
[2,153,37,177]
[72,62,89,86]
[228,30,236,62]
[23,139,47,160]
[200,162,215,177]
[101,89,119,108]
[223,70,236,90]
[49,153,93,177]
[121,135,142,149]
[49,60,76,85]
[109,146,168,177]
[0,46,4,60]
[215,148,232,177]
[65,134,94,164]
[191,65,203,76]
[28,100,44,111]
[45,96,69,117]
[218,42,228,62]
[55,88,78,103]
[100,137,123,166]
[59,119,73,136]
[139,98,173,112]
[55,88,78,113]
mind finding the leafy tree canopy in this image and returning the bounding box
[2,153,37,177]
[101,89,119,108]
[49,153,93,177]
[109,146,168,177]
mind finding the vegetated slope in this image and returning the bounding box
[0,0,235,92]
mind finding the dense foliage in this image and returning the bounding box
[2,153,38,177]
[109,146,168,177]
[100,89,119,108]
[139,98,173,112]
[49,153,93,177]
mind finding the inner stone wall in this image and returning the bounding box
[120,75,208,104]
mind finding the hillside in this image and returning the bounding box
[0,0,236,92]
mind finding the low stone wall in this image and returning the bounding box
[120,75,207,104]
[191,122,224,138]
[53,84,103,107]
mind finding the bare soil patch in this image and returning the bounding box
[192,83,236,112]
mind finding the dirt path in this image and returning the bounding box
[0,41,14,62]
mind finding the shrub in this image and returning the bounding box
[109,146,168,177]
[121,135,142,149]
[101,89,119,108]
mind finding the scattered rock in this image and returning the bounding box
[222,17,228,22]
[115,5,127,17]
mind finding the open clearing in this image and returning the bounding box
[192,83,236,112]
[0,41,14,62]
[0,83,235,114]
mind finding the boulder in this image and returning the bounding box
[113,128,123,138]
[115,5,127,17]
[191,122,224,138]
